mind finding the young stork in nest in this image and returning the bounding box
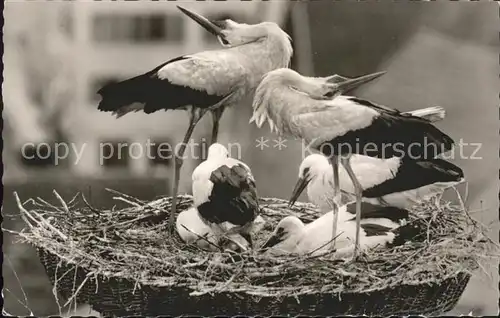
[290,154,464,212]
[176,207,251,252]
[261,202,421,258]
[251,68,454,258]
[191,143,265,251]
[96,6,293,231]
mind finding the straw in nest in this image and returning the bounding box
[7,188,499,316]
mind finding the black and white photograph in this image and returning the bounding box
[2,0,498,316]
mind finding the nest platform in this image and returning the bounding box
[11,189,494,316]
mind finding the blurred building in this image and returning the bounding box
[4,1,293,191]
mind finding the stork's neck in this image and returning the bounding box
[282,229,304,250]
[264,86,312,135]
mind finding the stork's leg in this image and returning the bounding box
[168,108,207,232]
[341,156,363,260]
[328,155,340,251]
[210,107,225,145]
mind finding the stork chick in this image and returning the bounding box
[290,154,464,212]
[192,143,263,250]
[261,202,411,257]
[97,6,293,231]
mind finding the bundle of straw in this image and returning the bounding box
[8,188,497,316]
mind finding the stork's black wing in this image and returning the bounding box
[360,223,393,237]
[197,164,259,227]
[387,218,430,247]
[97,55,240,117]
[346,202,409,224]
[363,158,464,198]
[346,97,404,117]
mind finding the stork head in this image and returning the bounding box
[207,143,229,159]
[260,216,304,251]
[178,6,292,51]
[221,21,291,49]
[289,154,330,207]
[255,69,337,103]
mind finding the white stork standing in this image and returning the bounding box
[250,68,455,258]
[96,6,293,230]
[191,143,264,250]
[290,154,464,212]
[260,202,415,257]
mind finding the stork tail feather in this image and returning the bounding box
[406,106,446,123]
[97,74,152,116]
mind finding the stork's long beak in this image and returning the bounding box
[288,177,310,207]
[177,6,227,40]
[261,231,285,249]
[333,71,386,94]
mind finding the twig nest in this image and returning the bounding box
[11,189,496,316]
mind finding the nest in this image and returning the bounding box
[9,188,497,316]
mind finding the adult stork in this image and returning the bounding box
[97,6,293,229]
[288,106,463,212]
[250,68,454,258]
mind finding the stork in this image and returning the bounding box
[191,143,264,250]
[288,106,463,211]
[176,206,251,252]
[96,6,293,230]
[290,154,464,212]
[260,202,411,257]
[250,68,454,258]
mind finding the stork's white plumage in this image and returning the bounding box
[176,207,220,252]
[192,143,263,250]
[290,154,464,212]
[176,206,251,252]
[251,68,455,258]
[261,202,411,257]
[96,6,293,230]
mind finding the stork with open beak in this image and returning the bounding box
[97,6,293,231]
[250,68,454,259]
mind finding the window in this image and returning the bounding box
[148,138,173,167]
[100,140,130,168]
[92,13,183,44]
[90,76,122,102]
[202,12,248,44]
[20,143,56,167]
